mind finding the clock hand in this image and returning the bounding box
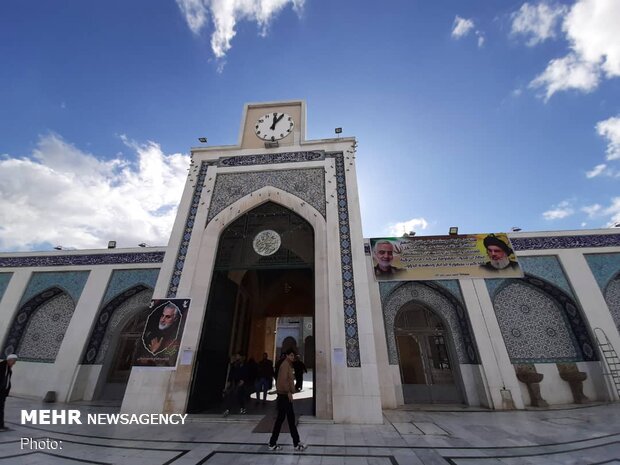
[270,113,284,130]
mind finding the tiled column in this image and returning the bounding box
[53,267,113,402]
[460,279,525,409]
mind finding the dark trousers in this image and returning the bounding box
[224,384,246,411]
[0,394,6,429]
[269,394,300,446]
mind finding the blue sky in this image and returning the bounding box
[0,0,619,251]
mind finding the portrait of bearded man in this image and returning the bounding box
[142,303,182,355]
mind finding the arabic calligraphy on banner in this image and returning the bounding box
[369,233,523,281]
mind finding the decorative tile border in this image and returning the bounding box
[167,161,211,298]
[328,153,360,367]
[512,234,620,251]
[0,252,164,268]
[219,151,324,167]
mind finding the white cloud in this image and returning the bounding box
[581,203,602,217]
[597,116,620,161]
[542,200,574,220]
[511,2,568,46]
[386,218,429,237]
[529,0,620,99]
[603,197,620,227]
[586,163,609,178]
[529,53,600,100]
[452,16,475,39]
[0,134,189,251]
[176,0,305,59]
[477,33,485,48]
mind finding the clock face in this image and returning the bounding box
[255,112,294,142]
[253,230,281,256]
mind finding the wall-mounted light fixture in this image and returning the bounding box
[107,241,117,249]
[449,227,458,235]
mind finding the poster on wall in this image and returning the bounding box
[133,298,190,367]
[369,233,523,281]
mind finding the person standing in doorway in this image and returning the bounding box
[223,353,248,416]
[293,355,307,392]
[255,352,274,403]
[268,349,307,452]
[0,354,17,432]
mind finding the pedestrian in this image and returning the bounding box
[0,354,17,432]
[293,355,307,392]
[255,352,274,403]
[223,353,248,416]
[268,348,307,452]
[274,352,286,379]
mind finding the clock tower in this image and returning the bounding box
[121,100,383,424]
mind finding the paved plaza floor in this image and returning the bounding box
[1,396,620,464]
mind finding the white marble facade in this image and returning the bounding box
[1,102,620,422]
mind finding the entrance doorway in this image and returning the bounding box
[395,304,462,403]
[188,202,315,414]
[98,310,148,401]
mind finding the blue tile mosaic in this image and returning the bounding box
[486,256,575,300]
[2,271,90,358]
[17,293,75,362]
[21,271,90,305]
[585,253,620,293]
[512,234,620,250]
[0,252,164,268]
[219,151,324,167]
[491,275,596,363]
[605,275,620,331]
[207,169,326,223]
[433,280,464,305]
[0,273,12,302]
[103,269,160,303]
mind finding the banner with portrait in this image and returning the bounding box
[133,298,190,367]
[369,233,522,281]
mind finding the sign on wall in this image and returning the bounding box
[369,233,523,281]
[134,298,190,367]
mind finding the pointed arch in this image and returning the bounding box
[82,284,153,364]
[492,274,597,363]
[2,286,68,357]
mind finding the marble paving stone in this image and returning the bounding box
[412,423,449,436]
[393,422,423,435]
[414,449,452,464]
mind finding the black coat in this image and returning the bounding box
[0,361,13,397]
